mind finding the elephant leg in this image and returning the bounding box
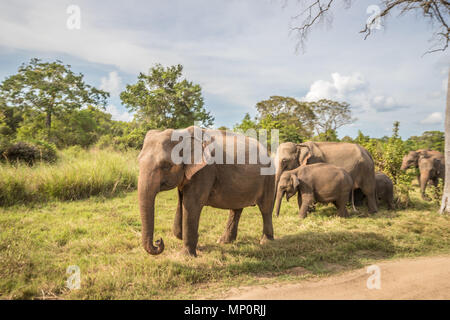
[180,171,214,257]
[335,197,349,217]
[299,194,313,219]
[297,193,303,215]
[181,201,202,257]
[431,177,439,187]
[420,172,430,200]
[172,188,183,240]
[217,209,243,244]
[257,202,274,244]
[387,194,394,210]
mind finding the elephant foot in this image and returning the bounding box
[217,234,235,244]
[298,212,308,219]
[259,234,274,245]
[181,247,197,257]
[338,211,348,218]
[173,231,183,241]
[421,195,431,201]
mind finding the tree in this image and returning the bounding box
[405,130,445,152]
[0,59,109,141]
[120,64,214,129]
[287,1,450,213]
[308,99,355,135]
[233,113,259,132]
[312,129,339,142]
[256,95,316,140]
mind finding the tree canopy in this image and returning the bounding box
[120,64,214,129]
[0,58,109,142]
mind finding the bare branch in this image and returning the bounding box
[289,0,450,54]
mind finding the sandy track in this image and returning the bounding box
[225,255,450,300]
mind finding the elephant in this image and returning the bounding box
[138,126,275,257]
[354,172,394,209]
[274,163,355,219]
[401,149,444,200]
[275,141,378,213]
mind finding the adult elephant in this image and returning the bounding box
[275,141,378,213]
[401,149,444,200]
[138,126,275,257]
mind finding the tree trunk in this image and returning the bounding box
[440,69,450,214]
[46,111,51,129]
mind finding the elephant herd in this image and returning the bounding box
[138,126,445,257]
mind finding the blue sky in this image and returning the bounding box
[0,0,448,139]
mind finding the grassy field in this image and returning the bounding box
[1,181,449,299]
[0,148,138,206]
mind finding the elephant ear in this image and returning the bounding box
[291,174,300,190]
[297,141,324,165]
[184,133,213,180]
[417,150,430,158]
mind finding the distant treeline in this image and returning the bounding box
[0,59,443,164]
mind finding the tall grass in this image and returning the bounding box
[0,148,139,206]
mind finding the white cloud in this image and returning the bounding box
[420,112,443,125]
[106,104,132,122]
[100,71,122,96]
[303,72,401,113]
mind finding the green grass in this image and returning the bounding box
[1,185,449,299]
[0,148,138,206]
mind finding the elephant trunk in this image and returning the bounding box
[274,189,285,217]
[400,161,408,171]
[139,170,164,255]
[272,167,283,216]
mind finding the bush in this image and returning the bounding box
[2,142,39,165]
[0,141,57,165]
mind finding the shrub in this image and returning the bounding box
[2,142,39,165]
[0,141,57,165]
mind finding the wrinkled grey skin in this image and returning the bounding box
[138,126,275,257]
[401,149,444,200]
[354,172,394,209]
[274,163,354,219]
[275,141,377,213]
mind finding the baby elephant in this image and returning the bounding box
[274,163,354,219]
[354,172,394,209]
[374,172,394,209]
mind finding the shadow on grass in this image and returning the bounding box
[193,230,395,281]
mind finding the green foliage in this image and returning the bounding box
[405,131,444,152]
[0,59,109,142]
[16,106,116,148]
[120,64,214,129]
[255,96,315,142]
[234,97,355,144]
[95,123,148,151]
[312,129,339,142]
[356,122,414,208]
[233,113,258,132]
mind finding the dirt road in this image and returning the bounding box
[225,255,450,300]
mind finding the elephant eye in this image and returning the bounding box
[160,162,172,170]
